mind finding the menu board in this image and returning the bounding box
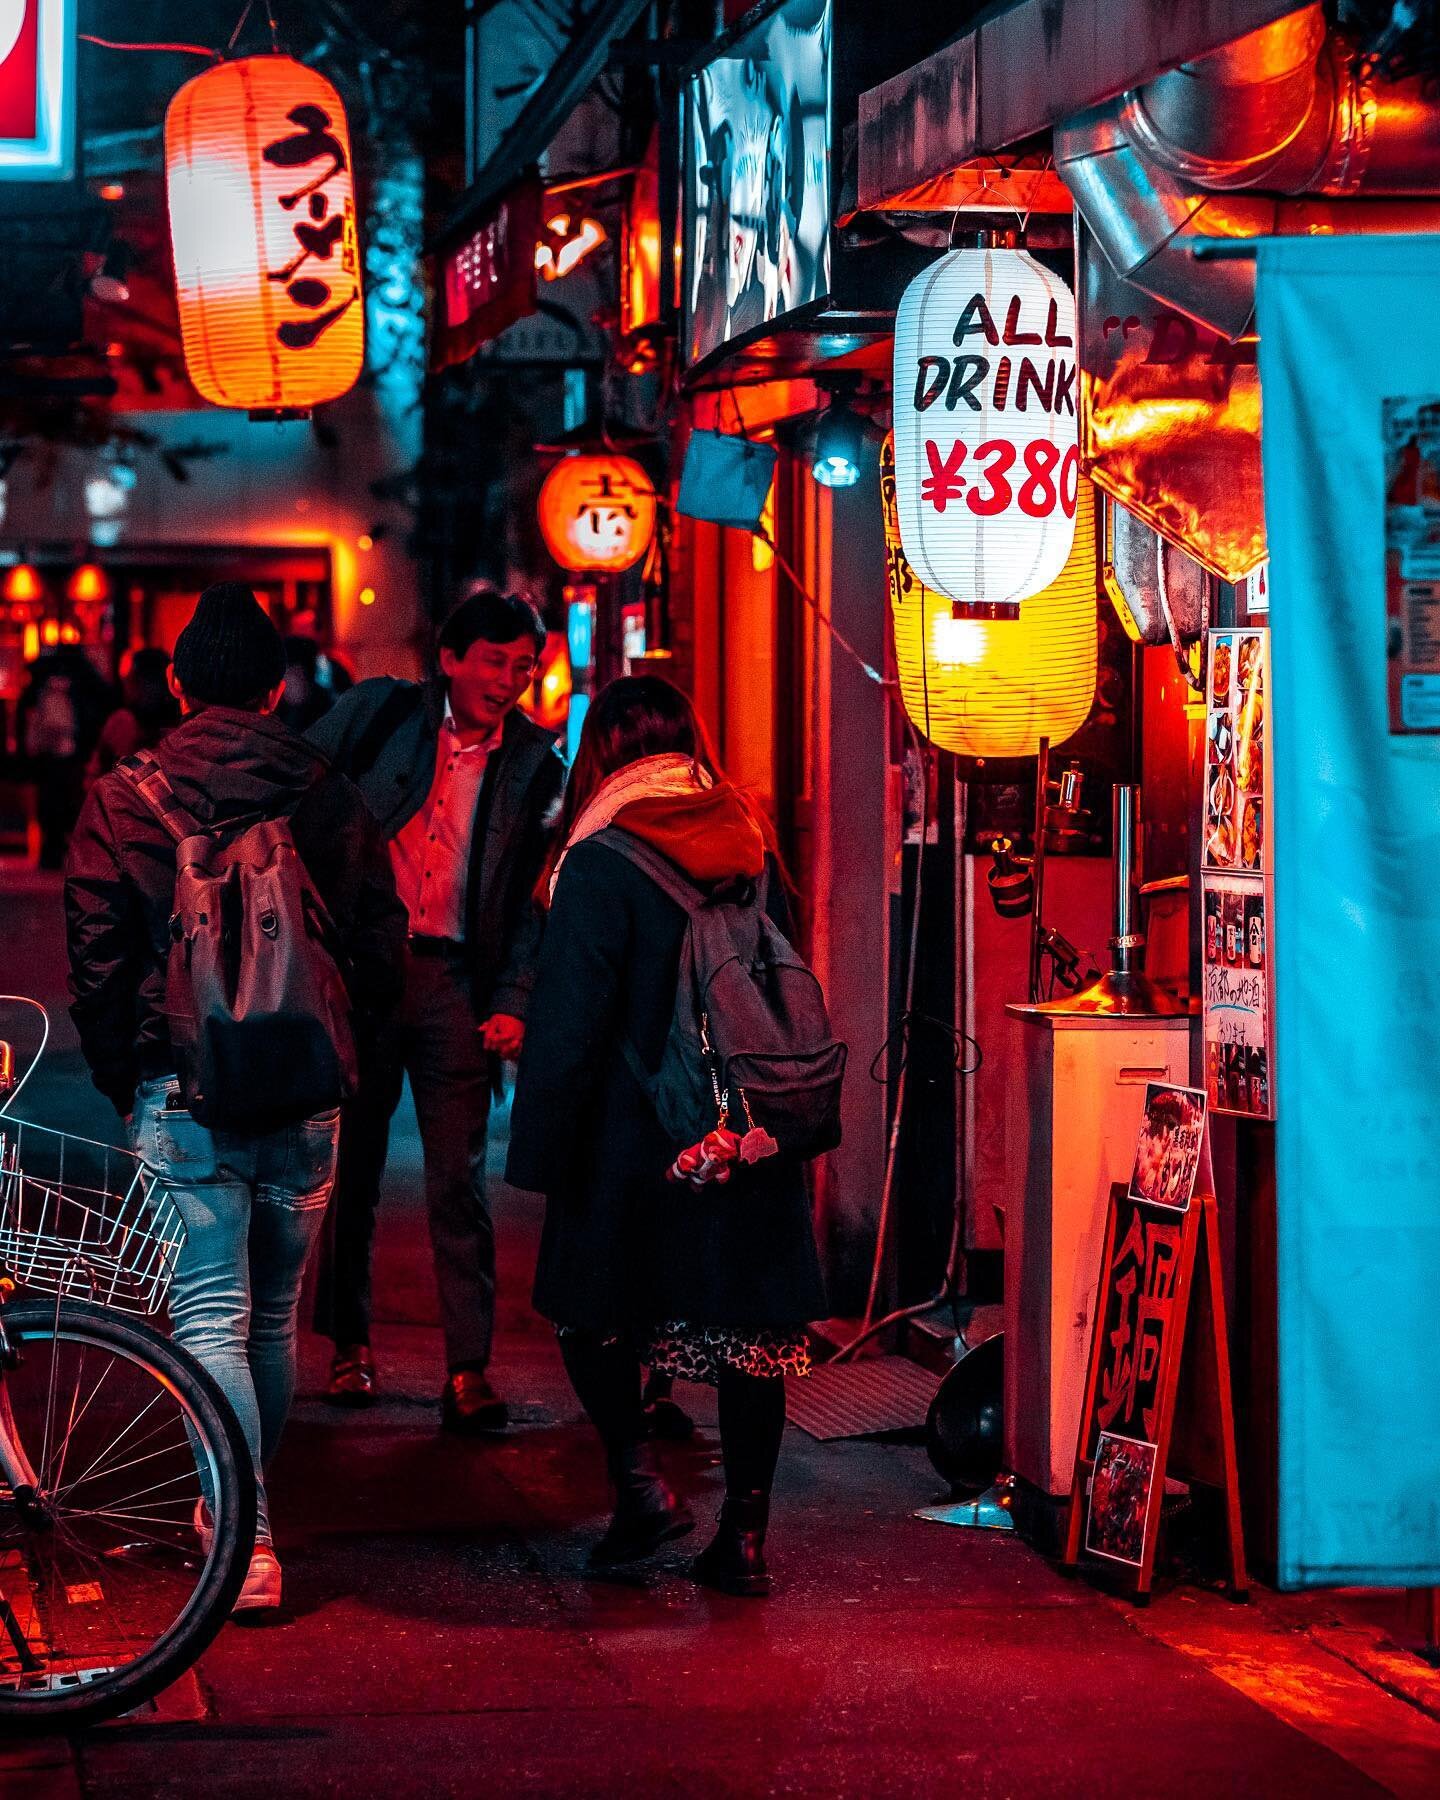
[1203,628,1276,1119]
[1128,1083,1206,1214]
[1382,396,1440,734]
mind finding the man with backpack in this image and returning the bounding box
[305,589,565,1431]
[64,583,407,1612]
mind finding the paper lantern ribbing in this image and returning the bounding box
[539,454,657,574]
[166,57,364,410]
[881,433,1096,760]
[893,249,1078,613]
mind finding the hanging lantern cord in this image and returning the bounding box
[752,524,889,690]
[264,1,282,54]
[227,1,255,53]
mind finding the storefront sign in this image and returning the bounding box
[166,57,364,410]
[683,0,832,366]
[892,248,1079,613]
[1202,626,1274,1120]
[0,0,74,180]
[1079,226,1264,585]
[1382,396,1440,734]
[433,175,542,371]
[538,453,656,574]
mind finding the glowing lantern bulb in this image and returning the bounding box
[4,563,44,605]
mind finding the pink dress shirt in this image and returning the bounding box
[389,710,499,940]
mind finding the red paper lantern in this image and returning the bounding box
[165,56,364,410]
[538,454,657,574]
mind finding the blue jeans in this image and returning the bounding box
[131,1077,339,1544]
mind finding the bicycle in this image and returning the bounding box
[0,998,256,1729]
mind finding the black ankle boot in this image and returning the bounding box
[590,1442,694,1568]
[692,1491,771,1597]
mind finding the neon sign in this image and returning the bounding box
[0,0,74,181]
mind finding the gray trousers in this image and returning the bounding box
[315,943,495,1371]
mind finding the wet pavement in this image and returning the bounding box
[2,868,1439,1797]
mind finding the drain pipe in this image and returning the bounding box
[1056,3,1440,338]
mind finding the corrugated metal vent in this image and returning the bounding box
[785,1356,939,1441]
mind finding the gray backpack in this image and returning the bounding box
[593,827,846,1162]
[122,751,358,1131]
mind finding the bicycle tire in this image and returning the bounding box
[0,1297,256,1730]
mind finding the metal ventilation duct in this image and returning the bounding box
[1055,4,1440,338]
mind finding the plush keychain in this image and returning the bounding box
[667,1127,742,1187]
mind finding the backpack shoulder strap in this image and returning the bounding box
[347,682,425,780]
[117,751,201,845]
[589,826,707,914]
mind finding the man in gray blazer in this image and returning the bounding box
[308,590,565,1431]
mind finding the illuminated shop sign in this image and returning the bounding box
[0,0,75,180]
[683,0,832,366]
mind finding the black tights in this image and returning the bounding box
[559,1333,787,1498]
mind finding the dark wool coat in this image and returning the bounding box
[307,677,565,1021]
[506,836,827,1334]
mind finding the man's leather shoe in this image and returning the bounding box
[325,1345,377,1408]
[441,1369,509,1435]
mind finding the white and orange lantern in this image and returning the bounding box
[165,56,364,410]
[893,249,1078,614]
[538,453,657,574]
[881,433,1096,761]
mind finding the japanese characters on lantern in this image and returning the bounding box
[881,433,1096,761]
[892,249,1079,614]
[165,56,364,410]
[538,454,658,574]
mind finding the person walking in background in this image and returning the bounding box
[84,646,181,787]
[507,676,826,1596]
[16,643,114,867]
[307,588,565,1431]
[63,583,407,1611]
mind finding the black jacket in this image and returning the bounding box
[64,707,407,1116]
[306,677,565,1019]
[507,837,826,1334]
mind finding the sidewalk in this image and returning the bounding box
[3,868,1440,1797]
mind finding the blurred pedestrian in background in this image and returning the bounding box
[15,644,113,867]
[85,647,181,788]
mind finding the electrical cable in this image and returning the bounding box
[80,35,218,58]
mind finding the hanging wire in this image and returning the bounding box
[264,0,282,53]
[227,0,256,53]
[80,34,218,59]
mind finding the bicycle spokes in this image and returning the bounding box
[0,1325,223,1693]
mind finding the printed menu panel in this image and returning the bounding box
[1202,871,1274,1120]
[1204,628,1269,875]
[1128,1083,1207,1214]
[1382,396,1440,734]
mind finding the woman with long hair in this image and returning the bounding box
[507,675,825,1596]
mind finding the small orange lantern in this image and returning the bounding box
[881,433,1097,760]
[3,563,44,615]
[165,56,364,410]
[538,453,657,574]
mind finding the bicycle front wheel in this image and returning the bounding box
[0,1297,256,1728]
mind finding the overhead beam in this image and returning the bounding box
[859,0,1306,211]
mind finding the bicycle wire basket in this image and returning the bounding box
[0,1118,185,1317]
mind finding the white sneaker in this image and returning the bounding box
[231,1545,282,1614]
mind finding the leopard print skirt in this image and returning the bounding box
[555,1322,810,1383]
[646,1324,811,1383]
